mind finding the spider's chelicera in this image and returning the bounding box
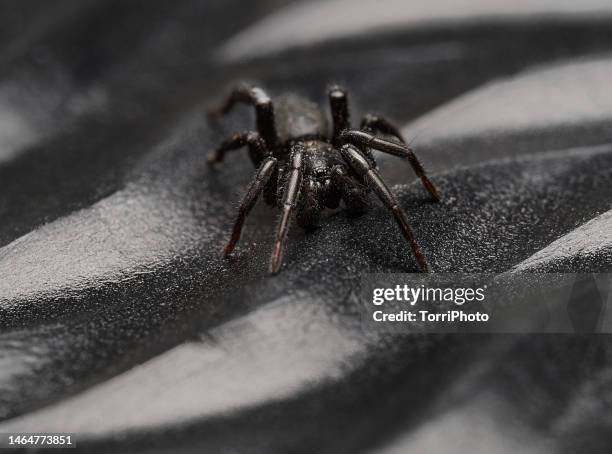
[208,83,439,274]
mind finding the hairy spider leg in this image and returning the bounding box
[223,157,278,256]
[270,144,304,274]
[360,112,420,176]
[327,84,350,143]
[360,114,404,141]
[208,84,278,147]
[339,144,431,272]
[208,131,268,167]
[340,129,439,202]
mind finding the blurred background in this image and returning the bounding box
[1,1,612,452]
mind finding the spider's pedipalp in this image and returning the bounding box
[331,165,369,213]
[224,156,278,256]
[339,144,431,272]
[270,144,305,274]
[341,129,439,202]
[296,179,322,229]
[208,83,278,147]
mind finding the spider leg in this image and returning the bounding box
[327,84,350,143]
[340,129,439,202]
[208,83,277,147]
[358,114,402,169]
[339,144,431,272]
[270,144,304,274]
[223,157,278,256]
[360,113,404,140]
[208,131,268,167]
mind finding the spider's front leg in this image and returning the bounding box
[270,144,305,274]
[340,129,439,202]
[208,83,278,147]
[339,144,431,272]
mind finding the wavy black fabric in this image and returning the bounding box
[0,1,611,453]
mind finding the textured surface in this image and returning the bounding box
[1,1,612,453]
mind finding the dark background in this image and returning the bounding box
[0,1,612,452]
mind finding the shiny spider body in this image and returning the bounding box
[208,84,439,273]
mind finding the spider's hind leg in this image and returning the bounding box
[208,83,277,147]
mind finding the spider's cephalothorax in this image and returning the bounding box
[208,83,440,274]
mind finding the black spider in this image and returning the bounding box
[207,83,439,274]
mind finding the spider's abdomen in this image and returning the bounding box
[274,94,329,143]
